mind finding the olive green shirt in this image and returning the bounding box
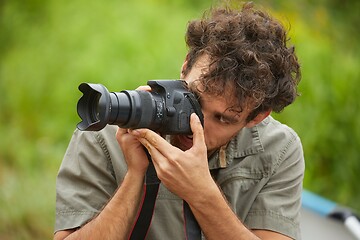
[55,116,304,239]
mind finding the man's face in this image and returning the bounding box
[171,56,253,155]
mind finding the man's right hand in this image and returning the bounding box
[116,127,149,176]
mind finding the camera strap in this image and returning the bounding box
[128,161,202,240]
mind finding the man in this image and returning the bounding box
[54,2,304,240]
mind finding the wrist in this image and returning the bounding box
[125,169,147,182]
[187,177,221,207]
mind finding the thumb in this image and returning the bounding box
[190,113,206,149]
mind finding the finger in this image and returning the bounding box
[129,128,166,150]
[129,128,180,159]
[135,85,151,91]
[190,113,206,149]
[116,127,131,138]
[131,131,166,166]
[115,127,127,145]
[116,127,128,134]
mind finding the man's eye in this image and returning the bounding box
[216,114,231,124]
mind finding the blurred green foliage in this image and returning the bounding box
[0,0,359,239]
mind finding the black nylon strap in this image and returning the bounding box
[129,155,201,240]
[129,162,160,240]
[183,201,202,240]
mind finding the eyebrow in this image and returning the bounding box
[217,111,241,124]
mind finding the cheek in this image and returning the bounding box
[203,123,239,150]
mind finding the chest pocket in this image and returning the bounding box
[212,158,269,221]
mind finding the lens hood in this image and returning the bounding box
[77,83,111,131]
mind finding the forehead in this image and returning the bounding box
[188,81,237,107]
[198,88,246,117]
[183,57,246,113]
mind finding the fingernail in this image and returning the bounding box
[192,113,199,121]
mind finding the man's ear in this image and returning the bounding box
[245,110,271,128]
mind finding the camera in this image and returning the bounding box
[76,80,203,134]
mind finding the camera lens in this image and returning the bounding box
[114,90,163,130]
[77,83,163,131]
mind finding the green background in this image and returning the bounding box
[1,0,359,239]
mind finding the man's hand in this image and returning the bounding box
[116,127,149,176]
[128,113,214,202]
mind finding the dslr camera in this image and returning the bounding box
[76,80,203,134]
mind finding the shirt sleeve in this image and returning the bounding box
[245,134,305,240]
[54,128,120,232]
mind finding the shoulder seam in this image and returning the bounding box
[93,131,116,180]
[272,131,299,175]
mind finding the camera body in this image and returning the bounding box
[77,80,203,135]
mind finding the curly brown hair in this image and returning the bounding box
[184,2,301,122]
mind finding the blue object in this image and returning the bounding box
[301,189,360,240]
[302,189,337,216]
